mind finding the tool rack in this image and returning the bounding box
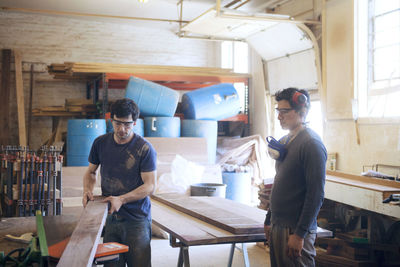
[0,145,63,217]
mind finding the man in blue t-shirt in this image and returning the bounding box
[82,98,157,267]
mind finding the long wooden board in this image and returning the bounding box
[14,50,27,146]
[326,171,400,199]
[57,200,108,267]
[151,194,265,235]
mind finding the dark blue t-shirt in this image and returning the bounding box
[88,133,157,221]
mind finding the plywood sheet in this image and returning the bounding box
[146,137,208,163]
[152,194,265,235]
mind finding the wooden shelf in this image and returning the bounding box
[47,62,250,125]
[105,72,249,90]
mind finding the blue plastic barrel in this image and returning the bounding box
[181,83,240,120]
[125,76,179,117]
[181,120,217,163]
[222,172,252,205]
[144,117,180,137]
[67,119,106,166]
[106,118,144,136]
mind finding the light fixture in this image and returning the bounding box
[138,0,149,3]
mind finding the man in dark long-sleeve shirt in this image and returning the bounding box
[265,88,327,267]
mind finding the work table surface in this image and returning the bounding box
[151,194,267,246]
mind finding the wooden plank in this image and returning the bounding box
[316,249,377,267]
[14,50,27,146]
[152,194,265,235]
[325,179,400,218]
[27,64,34,146]
[0,49,11,145]
[327,170,400,188]
[326,171,400,199]
[57,200,108,267]
[151,199,266,246]
[326,175,400,199]
[48,62,251,83]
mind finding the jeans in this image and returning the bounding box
[269,224,316,267]
[103,214,152,267]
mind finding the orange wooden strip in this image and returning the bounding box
[48,237,70,259]
[95,242,129,258]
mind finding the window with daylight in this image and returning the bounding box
[357,0,400,117]
[221,41,249,113]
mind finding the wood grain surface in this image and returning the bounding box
[152,194,265,235]
[151,199,266,246]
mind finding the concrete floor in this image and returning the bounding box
[151,238,270,267]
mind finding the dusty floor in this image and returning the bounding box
[151,237,270,267]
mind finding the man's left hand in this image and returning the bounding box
[104,196,124,214]
[286,234,304,259]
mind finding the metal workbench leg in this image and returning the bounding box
[228,243,235,267]
[228,243,250,267]
[177,246,190,267]
[241,243,250,267]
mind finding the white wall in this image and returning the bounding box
[323,0,400,175]
[0,11,218,149]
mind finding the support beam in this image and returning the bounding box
[0,49,11,145]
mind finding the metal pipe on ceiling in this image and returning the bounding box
[0,6,189,24]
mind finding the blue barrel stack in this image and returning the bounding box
[67,119,106,166]
[66,77,241,166]
[125,76,179,117]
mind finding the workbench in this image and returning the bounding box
[151,194,332,267]
[325,171,400,218]
[0,214,79,265]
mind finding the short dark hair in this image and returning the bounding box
[275,87,310,112]
[110,98,140,121]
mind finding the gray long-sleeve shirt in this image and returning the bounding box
[265,128,327,238]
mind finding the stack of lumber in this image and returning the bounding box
[315,235,376,267]
[65,98,97,113]
[257,182,272,211]
[315,230,400,267]
[32,98,97,117]
[48,62,250,79]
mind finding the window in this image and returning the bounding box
[221,41,249,73]
[221,41,249,113]
[358,0,400,117]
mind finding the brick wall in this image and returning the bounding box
[0,11,218,150]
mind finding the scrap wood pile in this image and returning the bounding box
[257,181,273,211]
[315,230,400,266]
[32,98,97,116]
[47,62,249,79]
